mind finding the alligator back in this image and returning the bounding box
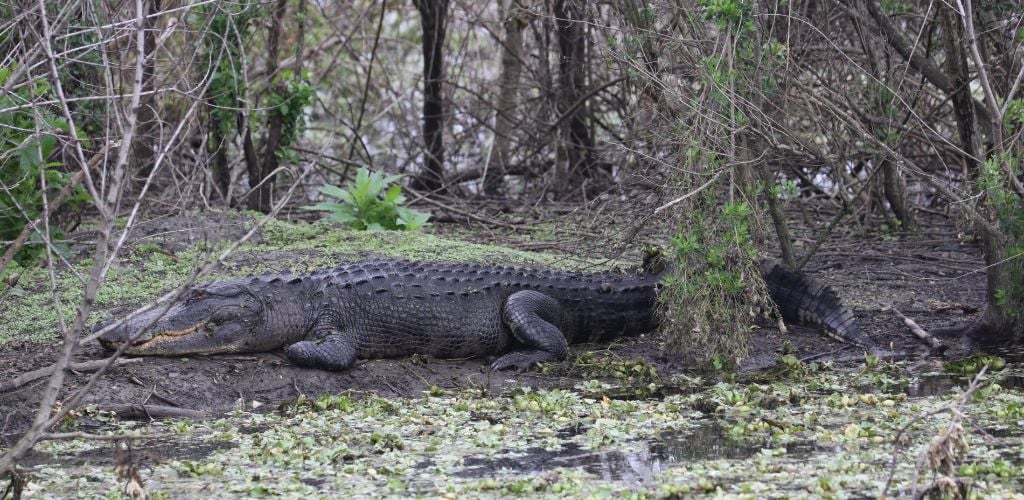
[315,259,661,348]
[760,261,873,347]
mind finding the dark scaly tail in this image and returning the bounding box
[759,261,874,348]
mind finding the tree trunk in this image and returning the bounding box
[552,0,595,181]
[248,0,289,213]
[240,116,259,207]
[133,0,161,182]
[760,167,797,269]
[412,0,449,193]
[881,158,914,230]
[931,3,1023,344]
[486,0,527,196]
[939,6,978,171]
[209,127,230,200]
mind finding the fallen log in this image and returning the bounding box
[95,404,207,420]
[888,305,948,355]
[0,357,143,394]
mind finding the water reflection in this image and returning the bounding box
[457,421,818,484]
[906,371,1024,398]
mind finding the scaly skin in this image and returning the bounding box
[98,259,661,371]
[97,259,871,371]
[759,261,874,348]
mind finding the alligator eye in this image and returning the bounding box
[186,289,207,303]
[210,305,248,324]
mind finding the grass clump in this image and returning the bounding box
[657,199,772,367]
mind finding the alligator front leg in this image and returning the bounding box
[284,320,358,371]
[492,290,568,371]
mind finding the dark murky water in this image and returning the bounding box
[989,346,1024,363]
[457,421,820,484]
[905,371,1024,398]
[456,352,1024,483]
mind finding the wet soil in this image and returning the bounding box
[0,211,989,445]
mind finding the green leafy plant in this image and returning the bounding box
[0,66,88,275]
[977,153,1024,319]
[1006,99,1024,133]
[945,354,1006,376]
[700,0,754,32]
[303,168,431,231]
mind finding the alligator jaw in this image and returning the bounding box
[128,323,207,352]
[99,320,209,353]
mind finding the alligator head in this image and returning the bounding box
[97,279,278,356]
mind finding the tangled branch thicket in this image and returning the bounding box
[0,0,1022,480]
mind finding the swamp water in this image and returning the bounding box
[14,352,1024,498]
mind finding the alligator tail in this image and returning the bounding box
[760,261,874,348]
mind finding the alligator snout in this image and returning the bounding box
[95,316,147,350]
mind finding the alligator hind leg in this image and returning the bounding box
[492,290,568,371]
[285,327,358,371]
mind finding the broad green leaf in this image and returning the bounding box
[327,210,357,224]
[302,201,347,212]
[18,147,38,171]
[317,184,348,200]
[365,170,386,198]
[397,208,431,230]
[355,168,370,187]
[384,184,402,203]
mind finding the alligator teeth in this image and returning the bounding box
[134,323,205,346]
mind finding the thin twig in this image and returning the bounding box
[881,366,990,497]
[653,169,725,214]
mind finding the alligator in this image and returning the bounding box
[97,259,871,371]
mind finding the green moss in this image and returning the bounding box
[255,218,608,270]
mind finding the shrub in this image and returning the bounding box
[0,66,88,273]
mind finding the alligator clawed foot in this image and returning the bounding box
[491,351,555,372]
[491,359,530,373]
